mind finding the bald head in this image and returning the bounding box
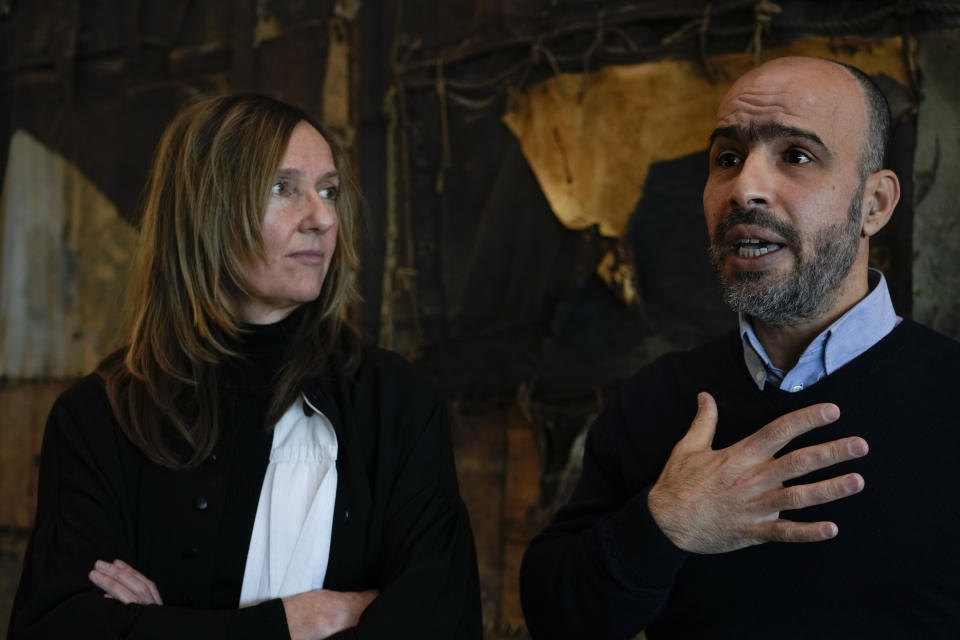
[831,61,892,177]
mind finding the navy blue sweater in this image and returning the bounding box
[521,320,960,639]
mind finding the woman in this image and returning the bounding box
[8,94,481,639]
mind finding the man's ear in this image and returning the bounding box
[861,169,900,238]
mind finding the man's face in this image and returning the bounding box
[702,58,869,326]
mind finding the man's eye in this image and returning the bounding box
[785,149,811,164]
[319,185,339,200]
[716,152,741,168]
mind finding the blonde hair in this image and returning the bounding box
[99,94,362,469]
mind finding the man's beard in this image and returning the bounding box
[709,184,863,327]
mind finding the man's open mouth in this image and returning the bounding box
[734,238,783,258]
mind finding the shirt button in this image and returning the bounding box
[791,384,804,392]
[182,546,199,559]
[194,496,209,511]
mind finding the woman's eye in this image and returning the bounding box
[785,149,811,164]
[270,180,289,196]
[318,185,339,200]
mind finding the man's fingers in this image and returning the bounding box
[752,518,840,544]
[676,392,718,451]
[761,473,866,513]
[744,403,841,458]
[773,436,868,482]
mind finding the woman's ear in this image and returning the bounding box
[861,169,900,238]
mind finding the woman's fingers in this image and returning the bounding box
[89,559,163,605]
[89,565,140,604]
[112,559,163,604]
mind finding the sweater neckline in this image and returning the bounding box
[729,318,915,408]
[226,305,306,391]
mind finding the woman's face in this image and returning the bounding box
[235,121,339,324]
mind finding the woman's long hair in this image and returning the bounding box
[98,94,362,469]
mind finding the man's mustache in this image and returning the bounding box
[710,207,801,251]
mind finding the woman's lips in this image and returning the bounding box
[289,250,326,265]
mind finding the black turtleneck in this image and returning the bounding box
[209,305,306,608]
[225,305,305,392]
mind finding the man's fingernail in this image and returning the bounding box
[844,474,865,492]
[821,405,840,421]
[820,523,838,538]
[848,439,868,456]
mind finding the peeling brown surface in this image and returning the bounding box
[504,35,910,238]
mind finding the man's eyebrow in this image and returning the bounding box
[708,123,830,155]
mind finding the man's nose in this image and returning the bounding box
[729,153,774,210]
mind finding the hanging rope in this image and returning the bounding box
[898,0,923,106]
[698,2,717,82]
[434,56,452,194]
[531,38,564,80]
[390,0,960,100]
[379,86,400,349]
[391,0,960,109]
[581,9,605,77]
[576,10,606,102]
[379,0,425,357]
[748,0,781,65]
[381,75,424,355]
[395,75,424,359]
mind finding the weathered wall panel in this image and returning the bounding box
[0,381,71,529]
[913,29,960,340]
[499,410,540,633]
[450,404,507,631]
[0,131,135,378]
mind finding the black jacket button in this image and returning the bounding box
[194,496,209,511]
[181,546,199,559]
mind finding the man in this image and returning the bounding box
[520,56,960,639]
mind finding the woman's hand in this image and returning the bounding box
[88,558,377,639]
[88,559,163,605]
[282,589,378,640]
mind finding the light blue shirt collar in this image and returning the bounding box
[740,269,901,392]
